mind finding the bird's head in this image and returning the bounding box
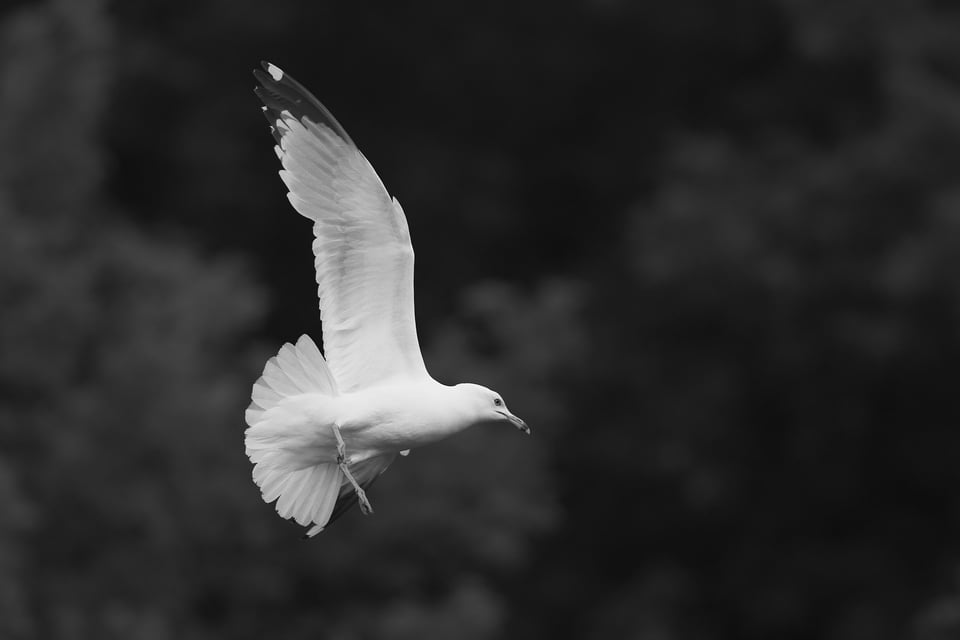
[454,383,529,434]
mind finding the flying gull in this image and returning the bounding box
[245,62,529,537]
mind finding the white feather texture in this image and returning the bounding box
[245,335,344,534]
[247,63,529,536]
[275,112,428,393]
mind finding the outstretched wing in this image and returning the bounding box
[254,62,428,392]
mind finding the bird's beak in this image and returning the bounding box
[498,411,530,434]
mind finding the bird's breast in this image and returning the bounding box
[336,382,469,452]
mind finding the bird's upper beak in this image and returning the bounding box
[498,410,530,434]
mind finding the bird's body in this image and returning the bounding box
[245,62,528,536]
[335,382,496,452]
[255,381,492,466]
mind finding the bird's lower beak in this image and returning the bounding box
[501,412,530,434]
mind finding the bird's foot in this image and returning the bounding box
[336,446,374,517]
[355,486,374,515]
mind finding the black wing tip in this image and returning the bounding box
[327,492,360,525]
[251,60,355,147]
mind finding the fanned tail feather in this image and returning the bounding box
[245,335,345,535]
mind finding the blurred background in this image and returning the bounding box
[3,0,960,638]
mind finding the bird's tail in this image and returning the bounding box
[244,335,345,535]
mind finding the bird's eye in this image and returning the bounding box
[494,398,503,407]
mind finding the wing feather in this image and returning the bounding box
[255,62,428,391]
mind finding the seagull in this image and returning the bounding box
[244,62,529,537]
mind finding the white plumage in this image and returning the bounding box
[246,62,529,536]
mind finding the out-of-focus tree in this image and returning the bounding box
[0,454,33,639]
[543,4,960,636]
[7,0,960,638]
[0,1,266,638]
[0,1,568,638]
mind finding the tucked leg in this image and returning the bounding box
[330,423,373,515]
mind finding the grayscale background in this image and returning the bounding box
[2,1,960,638]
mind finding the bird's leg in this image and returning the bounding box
[330,423,373,515]
[331,422,347,462]
[340,464,373,515]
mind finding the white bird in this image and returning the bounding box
[245,62,529,537]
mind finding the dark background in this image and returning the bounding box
[3,0,960,638]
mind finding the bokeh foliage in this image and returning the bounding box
[3,0,960,638]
